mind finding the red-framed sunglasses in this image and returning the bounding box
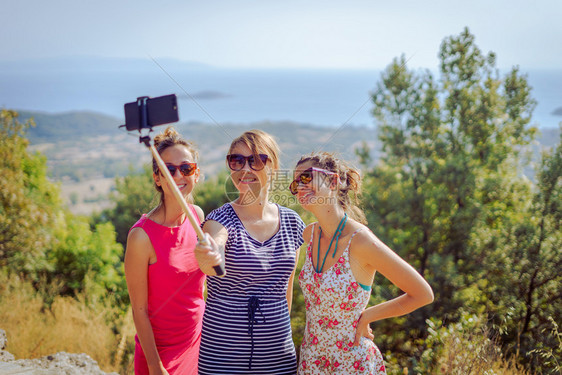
[226,154,269,171]
[160,162,198,177]
[289,167,337,195]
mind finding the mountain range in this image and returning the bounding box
[14,109,560,215]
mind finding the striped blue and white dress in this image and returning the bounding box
[198,203,305,375]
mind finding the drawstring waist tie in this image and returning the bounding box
[247,296,266,370]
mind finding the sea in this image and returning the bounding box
[0,57,560,129]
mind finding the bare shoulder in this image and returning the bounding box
[125,227,152,261]
[303,222,316,243]
[192,204,205,223]
[349,224,393,262]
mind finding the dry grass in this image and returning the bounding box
[434,337,529,375]
[430,319,530,375]
[0,272,132,373]
[2,270,536,375]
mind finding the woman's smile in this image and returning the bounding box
[238,174,259,184]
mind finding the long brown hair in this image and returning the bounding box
[296,152,367,224]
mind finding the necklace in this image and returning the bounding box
[316,213,348,273]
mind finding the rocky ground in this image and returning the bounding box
[0,329,118,375]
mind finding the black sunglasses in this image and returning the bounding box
[226,154,269,171]
[160,163,198,177]
[289,167,337,195]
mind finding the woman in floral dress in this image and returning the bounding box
[290,152,434,374]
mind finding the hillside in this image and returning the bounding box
[21,110,381,214]
[20,110,559,215]
[18,110,121,143]
[22,111,381,176]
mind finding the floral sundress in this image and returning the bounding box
[298,223,386,375]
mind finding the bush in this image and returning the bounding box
[0,271,129,373]
[414,313,529,375]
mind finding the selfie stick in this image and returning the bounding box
[128,96,225,277]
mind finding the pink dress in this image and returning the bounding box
[298,224,386,374]
[131,206,205,375]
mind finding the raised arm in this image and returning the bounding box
[194,219,228,276]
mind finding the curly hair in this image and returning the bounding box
[296,152,367,224]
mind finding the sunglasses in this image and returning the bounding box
[289,167,337,195]
[226,154,269,171]
[160,162,198,177]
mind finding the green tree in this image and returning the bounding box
[362,27,541,368]
[0,110,60,276]
[92,165,155,248]
[474,127,562,372]
[50,211,126,302]
[1,109,125,305]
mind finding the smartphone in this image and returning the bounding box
[124,94,179,131]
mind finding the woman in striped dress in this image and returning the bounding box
[195,130,305,374]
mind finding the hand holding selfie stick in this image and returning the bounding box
[122,95,225,277]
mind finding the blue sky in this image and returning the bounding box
[2,0,561,70]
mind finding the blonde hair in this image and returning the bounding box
[296,152,367,224]
[152,126,199,205]
[228,130,280,170]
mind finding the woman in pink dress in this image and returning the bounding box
[290,152,434,374]
[124,126,215,375]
